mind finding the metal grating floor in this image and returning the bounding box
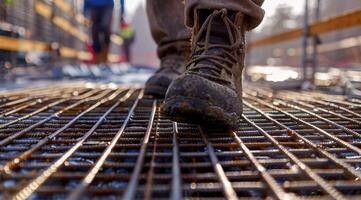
[0,83,361,200]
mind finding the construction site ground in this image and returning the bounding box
[0,83,361,200]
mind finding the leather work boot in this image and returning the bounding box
[144,55,187,97]
[162,9,246,129]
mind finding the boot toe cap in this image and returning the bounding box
[144,74,173,97]
[165,73,242,114]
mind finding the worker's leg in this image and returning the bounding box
[99,6,113,49]
[90,8,102,54]
[146,0,191,58]
[184,0,265,30]
[162,0,265,129]
[144,0,191,97]
[98,6,114,63]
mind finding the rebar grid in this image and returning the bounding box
[0,84,361,200]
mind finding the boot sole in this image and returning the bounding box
[144,85,167,98]
[162,96,240,130]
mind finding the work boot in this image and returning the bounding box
[144,55,187,97]
[162,9,246,129]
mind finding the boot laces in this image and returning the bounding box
[187,9,244,85]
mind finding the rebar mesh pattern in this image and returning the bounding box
[0,84,361,200]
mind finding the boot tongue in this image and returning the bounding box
[197,48,226,76]
[196,16,231,75]
[190,10,238,80]
[207,16,231,45]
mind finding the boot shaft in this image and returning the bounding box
[187,9,246,92]
[162,9,249,130]
[192,9,246,46]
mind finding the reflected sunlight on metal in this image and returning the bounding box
[247,66,301,82]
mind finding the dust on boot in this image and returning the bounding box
[144,54,187,97]
[162,9,246,129]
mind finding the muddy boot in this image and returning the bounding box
[162,9,246,130]
[144,55,187,97]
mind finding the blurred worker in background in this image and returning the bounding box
[119,18,135,63]
[1,0,15,20]
[84,0,114,64]
[0,1,6,21]
[144,0,265,129]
